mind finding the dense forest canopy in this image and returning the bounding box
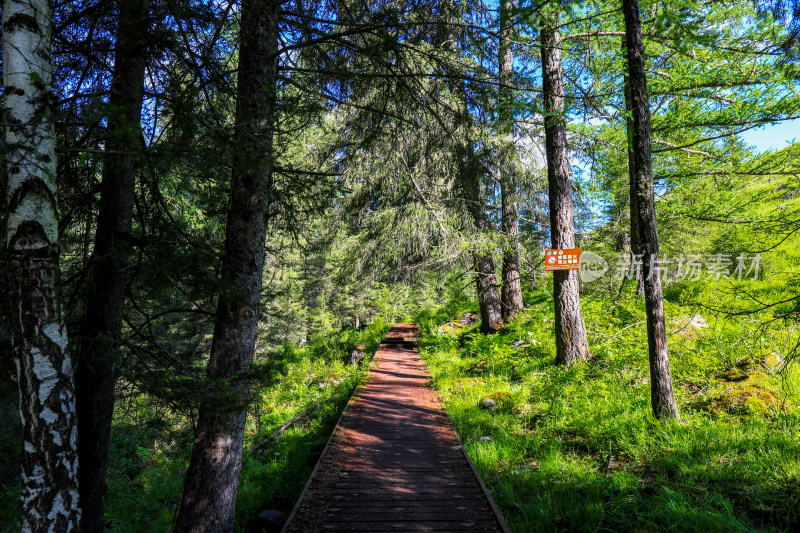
[1,0,799,531]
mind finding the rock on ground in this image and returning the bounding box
[437,311,481,335]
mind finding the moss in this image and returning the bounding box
[480,391,514,413]
[484,391,512,402]
[437,311,481,335]
[716,370,749,382]
[694,374,785,417]
[454,377,484,389]
[438,322,466,335]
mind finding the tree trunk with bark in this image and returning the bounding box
[445,5,503,334]
[75,2,149,531]
[623,66,645,296]
[1,153,10,373]
[463,153,502,333]
[474,250,503,333]
[540,10,590,365]
[173,0,280,530]
[499,0,523,321]
[3,1,81,530]
[622,0,680,419]
[461,151,503,334]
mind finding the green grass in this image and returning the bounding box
[416,284,800,532]
[235,322,390,525]
[0,320,390,532]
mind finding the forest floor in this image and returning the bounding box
[1,267,798,532]
[0,322,393,532]
[416,285,800,533]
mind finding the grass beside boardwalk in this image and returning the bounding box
[0,320,390,532]
[417,288,800,533]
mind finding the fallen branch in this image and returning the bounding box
[248,372,362,456]
[249,411,309,454]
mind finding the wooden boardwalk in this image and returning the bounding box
[283,324,509,533]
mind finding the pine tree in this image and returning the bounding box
[622,0,680,419]
[445,2,503,333]
[74,1,150,531]
[499,0,524,321]
[539,2,590,365]
[173,0,280,529]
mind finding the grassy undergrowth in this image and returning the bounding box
[0,320,390,532]
[417,284,800,532]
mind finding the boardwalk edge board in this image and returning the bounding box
[279,353,376,533]
[455,434,511,533]
[282,324,510,533]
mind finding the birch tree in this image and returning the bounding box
[2,0,80,529]
[1,152,9,365]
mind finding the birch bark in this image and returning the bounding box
[3,0,80,529]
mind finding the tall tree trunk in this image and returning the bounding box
[539,9,590,365]
[474,250,503,333]
[499,0,523,321]
[622,0,679,419]
[623,66,645,296]
[464,153,503,334]
[3,1,81,530]
[75,2,149,531]
[173,0,279,530]
[445,5,503,333]
[1,148,10,373]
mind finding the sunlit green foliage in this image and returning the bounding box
[419,280,800,531]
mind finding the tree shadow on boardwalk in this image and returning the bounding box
[283,328,507,532]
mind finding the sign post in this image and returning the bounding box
[544,248,581,271]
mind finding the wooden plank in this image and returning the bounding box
[282,324,510,533]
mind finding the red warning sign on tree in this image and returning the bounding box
[544,248,582,271]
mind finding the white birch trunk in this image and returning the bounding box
[3,0,81,529]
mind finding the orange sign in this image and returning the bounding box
[544,248,581,271]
